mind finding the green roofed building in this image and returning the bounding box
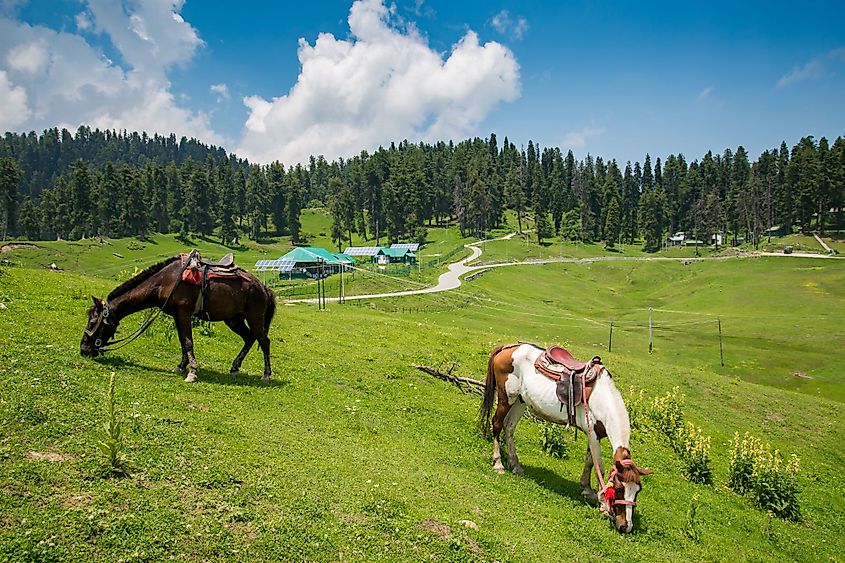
[379,247,416,264]
[343,246,416,265]
[257,247,355,280]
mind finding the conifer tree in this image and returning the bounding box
[0,157,21,239]
[287,167,303,243]
[18,196,40,239]
[604,195,621,249]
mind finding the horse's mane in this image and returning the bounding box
[108,256,180,300]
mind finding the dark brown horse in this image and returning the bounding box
[80,255,276,383]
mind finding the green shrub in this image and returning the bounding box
[751,448,801,520]
[728,432,801,520]
[728,432,760,494]
[633,387,712,484]
[540,422,569,459]
[625,386,648,430]
[648,386,685,448]
[681,423,712,484]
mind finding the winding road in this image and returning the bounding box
[287,234,839,304]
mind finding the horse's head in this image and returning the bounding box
[80,296,117,357]
[601,446,653,533]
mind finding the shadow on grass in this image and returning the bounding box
[96,356,289,388]
[521,464,590,505]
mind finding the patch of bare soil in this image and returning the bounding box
[338,513,368,525]
[27,451,75,462]
[60,493,93,509]
[1,242,39,253]
[792,371,812,379]
[421,519,451,538]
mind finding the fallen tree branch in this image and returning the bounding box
[413,364,485,396]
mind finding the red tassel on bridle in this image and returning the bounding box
[604,486,616,503]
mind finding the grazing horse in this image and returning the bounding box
[80,255,276,383]
[480,343,652,533]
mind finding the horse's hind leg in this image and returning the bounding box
[225,316,255,378]
[491,401,510,474]
[245,315,271,384]
[503,401,526,475]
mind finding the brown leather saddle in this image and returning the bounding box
[533,344,603,426]
[181,250,243,318]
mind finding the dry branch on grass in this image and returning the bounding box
[413,364,485,396]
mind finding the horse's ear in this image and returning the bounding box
[91,296,100,307]
[638,467,654,476]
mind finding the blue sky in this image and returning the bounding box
[1,0,843,165]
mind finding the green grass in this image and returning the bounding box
[1,231,844,561]
[753,234,826,254]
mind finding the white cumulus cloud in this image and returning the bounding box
[210,83,229,100]
[236,0,520,164]
[0,1,220,144]
[0,69,29,130]
[491,10,528,40]
[561,126,605,150]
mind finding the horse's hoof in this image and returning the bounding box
[261,375,270,385]
[184,373,198,383]
[230,370,238,380]
[172,367,185,374]
[493,464,506,475]
[512,465,524,476]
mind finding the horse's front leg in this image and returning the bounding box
[172,317,189,373]
[580,445,598,501]
[581,433,605,505]
[175,314,198,382]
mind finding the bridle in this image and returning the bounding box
[602,459,638,509]
[85,255,193,354]
[580,363,638,511]
[85,299,162,353]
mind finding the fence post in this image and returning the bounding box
[608,321,614,352]
[648,307,653,353]
[718,317,724,367]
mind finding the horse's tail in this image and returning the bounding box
[264,287,276,333]
[479,344,505,437]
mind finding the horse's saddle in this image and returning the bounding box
[533,345,602,426]
[184,250,238,272]
[180,250,244,318]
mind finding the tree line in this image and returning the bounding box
[1,126,843,251]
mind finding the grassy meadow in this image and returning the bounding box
[1,226,844,561]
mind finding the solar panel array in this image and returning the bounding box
[390,243,419,251]
[343,246,382,256]
[277,260,297,273]
[254,259,298,272]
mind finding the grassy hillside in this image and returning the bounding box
[1,232,843,561]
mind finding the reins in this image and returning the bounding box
[582,362,608,492]
[93,254,193,353]
[581,363,637,510]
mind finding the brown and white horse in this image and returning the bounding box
[480,343,652,533]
